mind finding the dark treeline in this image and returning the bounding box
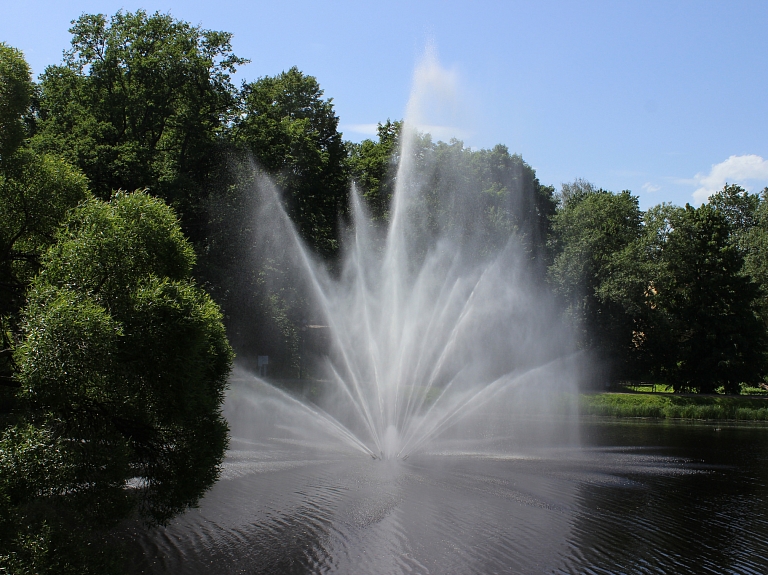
[549,181,767,393]
[2,9,768,574]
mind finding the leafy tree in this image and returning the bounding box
[468,143,556,261]
[557,177,598,209]
[348,119,401,221]
[0,192,233,573]
[196,67,350,374]
[650,203,765,393]
[350,127,555,259]
[32,10,246,242]
[234,66,348,257]
[736,187,768,286]
[0,45,91,388]
[708,183,760,254]
[410,139,554,259]
[0,43,32,162]
[548,186,646,378]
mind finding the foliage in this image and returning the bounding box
[351,127,555,260]
[0,192,233,573]
[740,187,768,317]
[548,187,646,377]
[0,43,33,162]
[0,45,91,389]
[650,204,765,393]
[0,151,90,324]
[32,10,246,241]
[198,67,351,374]
[548,185,768,393]
[708,184,760,254]
[347,119,401,221]
[234,67,348,257]
[426,140,556,260]
[196,161,305,377]
[557,177,598,208]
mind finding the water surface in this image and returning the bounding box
[127,419,768,574]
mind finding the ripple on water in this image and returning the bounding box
[126,422,768,575]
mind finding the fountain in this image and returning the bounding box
[224,50,581,465]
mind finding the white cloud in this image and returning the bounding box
[340,123,379,136]
[642,182,660,193]
[691,154,768,203]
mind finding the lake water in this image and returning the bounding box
[127,418,768,574]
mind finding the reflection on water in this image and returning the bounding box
[126,420,768,574]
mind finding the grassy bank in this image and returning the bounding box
[581,392,768,421]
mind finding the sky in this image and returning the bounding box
[2,0,767,210]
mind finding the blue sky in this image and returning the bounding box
[2,0,767,209]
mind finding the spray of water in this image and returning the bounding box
[229,51,581,460]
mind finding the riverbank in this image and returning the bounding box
[580,392,768,421]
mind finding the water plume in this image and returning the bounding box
[228,50,581,460]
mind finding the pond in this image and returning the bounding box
[127,418,768,574]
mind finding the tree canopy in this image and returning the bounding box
[1,192,233,573]
[31,10,246,242]
[1,41,233,575]
[548,182,768,391]
[234,66,349,256]
[652,203,765,392]
[548,188,646,377]
[0,43,32,162]
[0,44,91,387]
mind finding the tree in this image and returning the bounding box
[0,45,91,388]
[32,10,245,242]
[0,192,233,573]
[736,187,768,306]
[195,67,350,374]
[468,143,556,261]
[651,203,765,393]
[708,183,760,254]
[0,43,32,162]
[548,186,646,379]
[350,127,555,260]
[557,177,598,208]
[348,119,401,222]
[234,67,348,257]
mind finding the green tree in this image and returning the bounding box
[548,186,646,378]
[350,127,555,260]
[348,119,401,222]
[0,45,91,388]
[197,67,350,374]
[32,10,245,242]
[742,188,768,322]
[467,143,556,261]
[0,192,233,573]
[234,66,348,257]
[651,203,765,393]
[0,43,32,162]
[708,183,760,254]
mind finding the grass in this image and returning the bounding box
[619,381,768,396]
[580,392,768,421]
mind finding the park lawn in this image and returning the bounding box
[580,392,768,421]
